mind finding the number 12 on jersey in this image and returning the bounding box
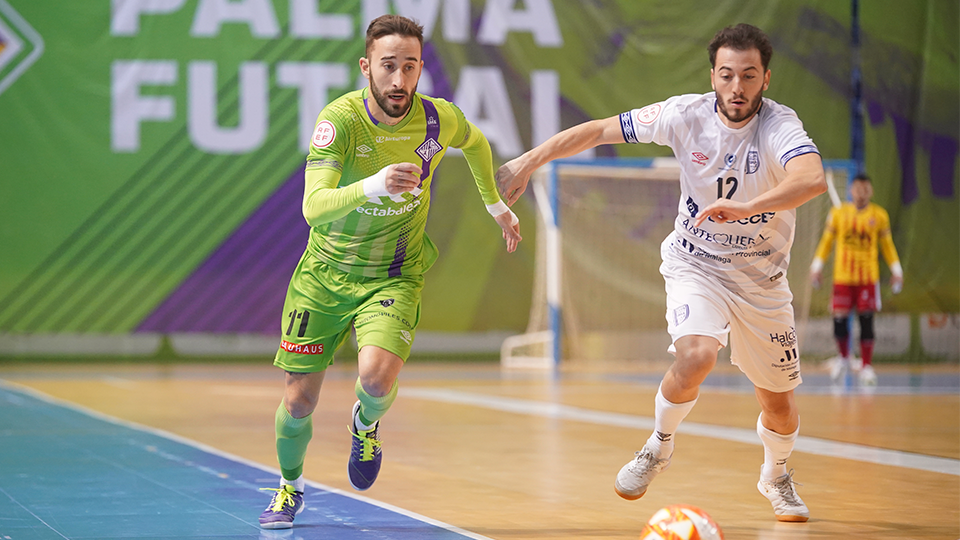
[717,177,739,199]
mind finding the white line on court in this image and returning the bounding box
[402,387,960,477]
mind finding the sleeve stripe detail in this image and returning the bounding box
[780,145,819,167]
[620,111,639,144]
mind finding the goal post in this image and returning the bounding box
[500,157,857,370]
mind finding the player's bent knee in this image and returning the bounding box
[284,394,318,419]
[358,376,395,397]
[670,352,716,390]
[355,377,398,424]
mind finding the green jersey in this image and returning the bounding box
[303,88,496,278]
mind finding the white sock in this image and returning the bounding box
[757,414,798,481]
[281,474,305,493]
[354,411,377,432]
[645,384,697,458]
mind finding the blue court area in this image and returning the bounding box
[0,383,485,540]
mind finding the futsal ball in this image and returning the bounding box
[639,504,724,540]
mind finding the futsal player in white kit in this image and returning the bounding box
[495,23,826,522]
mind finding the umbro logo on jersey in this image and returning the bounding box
[356,144,372,156]
[416,138,442,162]
[691,152,709,165]
[400,330,412,344]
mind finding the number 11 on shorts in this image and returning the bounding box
[285,309,310,338]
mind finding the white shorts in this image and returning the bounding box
[661,251,803,393]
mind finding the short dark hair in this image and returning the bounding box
[365,15,424,57]
[708,24,773,71]
[853,173,872,183]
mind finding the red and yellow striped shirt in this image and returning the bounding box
[813,203,900,286]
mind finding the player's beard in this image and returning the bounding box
[370,77,417,119]
[717,90,762,125]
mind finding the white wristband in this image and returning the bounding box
[486,201,519,226]
[810,258,824,273]
[362,167,390,199]
[890,261,903,278]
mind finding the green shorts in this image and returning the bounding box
[274,251,423,373]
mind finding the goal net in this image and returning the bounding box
[500,157,856,369]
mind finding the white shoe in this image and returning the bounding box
[614,445,671,500]
[826,356,848,383]
[849,356,864,373]
[859,364,877,386]
[758,468,809,522]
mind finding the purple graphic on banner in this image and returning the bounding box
[137,167,308,334]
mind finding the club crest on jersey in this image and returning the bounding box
[416,138,442,162]
[311,120,336,148]
[380,298,395,307]
[746,150,759,174]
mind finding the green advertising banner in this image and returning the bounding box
[0,1,956,348]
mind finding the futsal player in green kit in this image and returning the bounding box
[259,15,522,529]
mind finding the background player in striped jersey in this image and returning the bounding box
[259,15,522,529]
[810,173,903,385]
[497,23,825,522]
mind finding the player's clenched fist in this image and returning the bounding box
[363,162,423,198]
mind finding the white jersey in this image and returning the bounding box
[619,92,819,293]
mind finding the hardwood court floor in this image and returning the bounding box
[2,361,958,540]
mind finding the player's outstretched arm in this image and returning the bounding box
[496,116,626,206]
[457,121,522,253]
[694,152,827,228]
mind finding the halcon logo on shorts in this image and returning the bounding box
[380,299,395,307]
[769,327,797,348]
[280,340,323,355]
[674,304,690,326]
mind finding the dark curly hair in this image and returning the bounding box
[708,24,773,71]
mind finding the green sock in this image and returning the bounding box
[275,402,312,481]
[355,377,398,427]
